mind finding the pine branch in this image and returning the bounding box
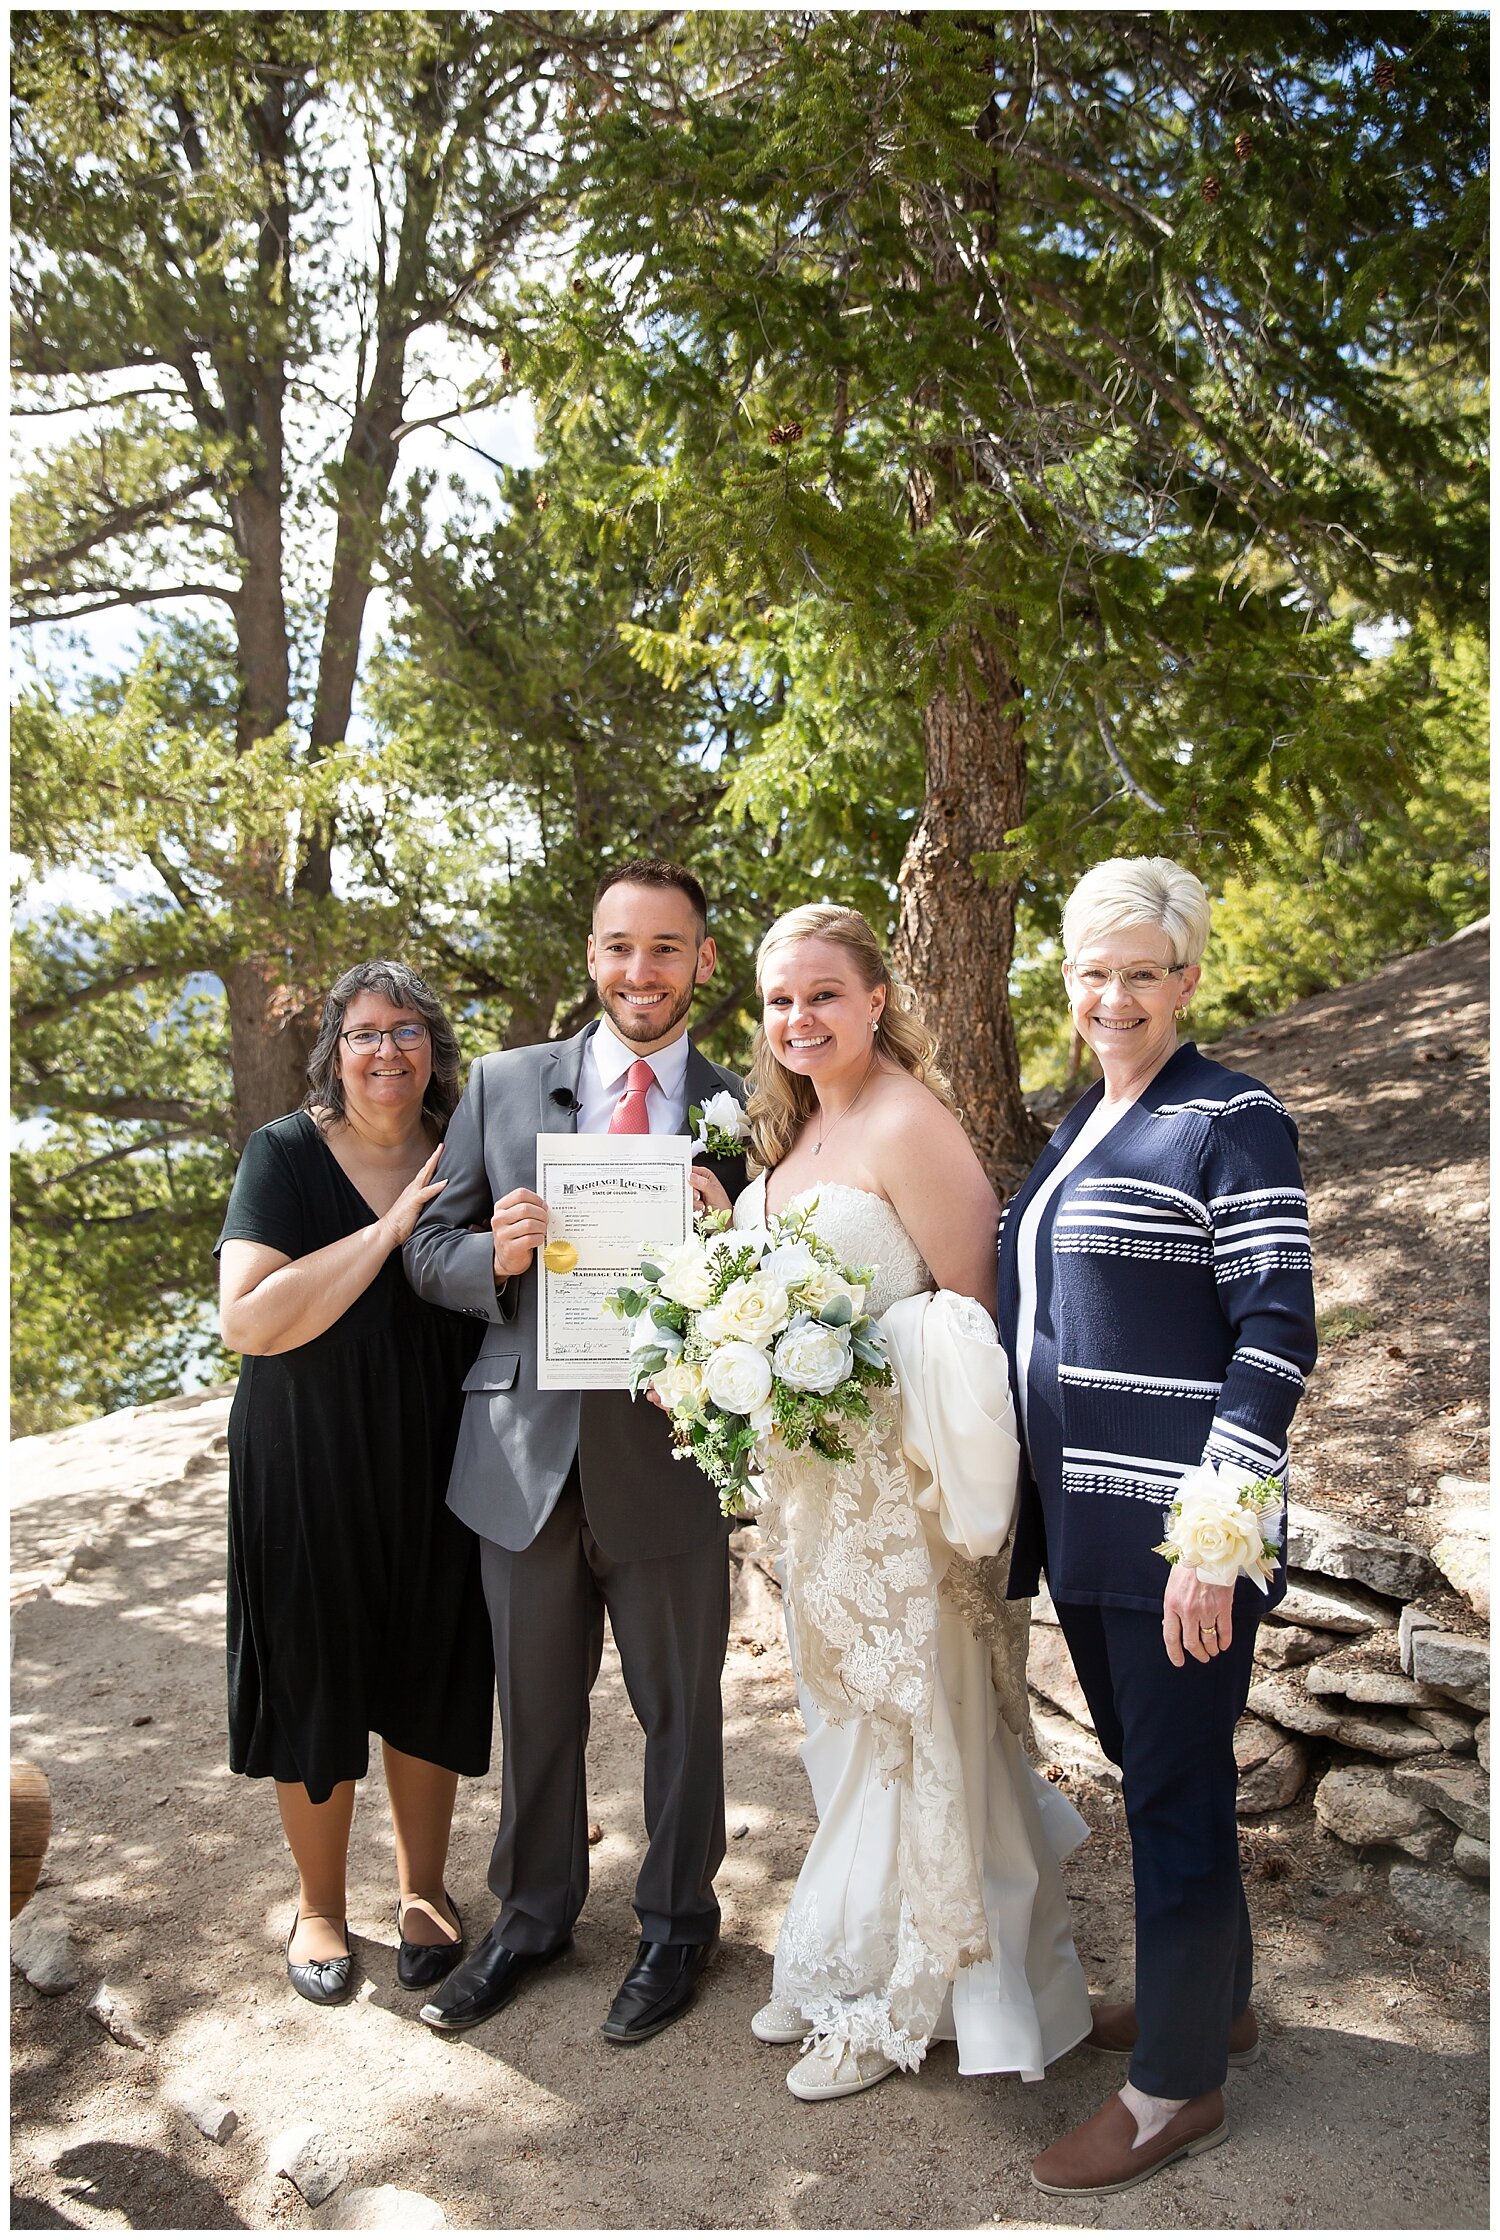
[14,1088,218,1130]
[17,472,220,578]
[11,582,241,626]
[14,959,205,1032]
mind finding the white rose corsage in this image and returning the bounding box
[1153,1460,1283,1593]
[688,1090,750,1160]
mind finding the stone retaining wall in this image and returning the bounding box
[1026,1484,1490,1960]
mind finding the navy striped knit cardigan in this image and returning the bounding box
[998,1042,1317,1614]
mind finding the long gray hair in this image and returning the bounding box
[302,961,461,1131]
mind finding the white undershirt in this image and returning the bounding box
[1014,1093,1136,1438]
[575,1019,690,1135]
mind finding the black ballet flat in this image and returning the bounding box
[285,1912,355,2007]
[396,1894,465,1991]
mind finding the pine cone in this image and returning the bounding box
[535,492,550,512]
[571,277,586,296]
[1233,131,1253,162]
[768,421,805,447]
[500,349,513,375]
[1374,57,1398,90]
[1201,175,1222,205]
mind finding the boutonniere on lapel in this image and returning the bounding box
[689,1090,750,1160]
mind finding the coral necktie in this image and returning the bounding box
[608,1059,656,1134]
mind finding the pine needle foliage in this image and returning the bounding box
[543,8,1487,913]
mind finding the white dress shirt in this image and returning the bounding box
[575,1019,690,1136]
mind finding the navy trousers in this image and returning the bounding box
[1055,1596,1258,2098]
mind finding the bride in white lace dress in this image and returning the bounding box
[692,904,1091,2103]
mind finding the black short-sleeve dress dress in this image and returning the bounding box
[216,1110,493,1805]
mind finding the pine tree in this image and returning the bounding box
[550,9,1488,1181]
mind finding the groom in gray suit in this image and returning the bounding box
[403,860,747,2043]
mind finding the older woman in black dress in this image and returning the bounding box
[217,962,492,2005]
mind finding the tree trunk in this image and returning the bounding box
[894,627,1047,1194]
[224,955,322,1152]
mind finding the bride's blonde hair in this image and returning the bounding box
[747,904,956,1170]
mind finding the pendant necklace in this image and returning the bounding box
[812,1044,881,1156]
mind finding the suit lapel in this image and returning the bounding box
[538,1026,594,1136]
[682,1041,723,1128]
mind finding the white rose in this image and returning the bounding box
[761,1240,817,1289]
[796,1264,865,1318]
[773,1317,855,1395]
[652,1362,708,1420]
[1171,1463,1271,1585]
[631,1308,684,1363]
[651,1238,714,1310]
[703,1341,775,1417]
[698,1273,791,1348]
[691,1089,749,1148]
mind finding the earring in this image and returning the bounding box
[1175,1004,1189,1020]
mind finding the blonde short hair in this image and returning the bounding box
[1062,856,1212,967]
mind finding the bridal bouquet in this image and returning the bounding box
[605,1199,892,1517]
[1153,1460,1283,1592]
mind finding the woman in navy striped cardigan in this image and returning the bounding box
[998,857,1316,2200]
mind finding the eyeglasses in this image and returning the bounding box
[339,1023,430,1054]
[1066,962,1185,991]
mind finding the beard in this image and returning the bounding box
[597,979,697,1047]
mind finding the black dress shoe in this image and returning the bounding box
[602,1932,720,2045]
[417,1921,571,2032]
[285,1913,355,2008]
[395,1894,465,1991]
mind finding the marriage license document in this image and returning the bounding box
[534,1132,693,1391]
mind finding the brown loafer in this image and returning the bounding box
[1082,1999,1261,2067]
[1032,2089,1228,2196]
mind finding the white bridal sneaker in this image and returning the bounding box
[786,2034,898,2102]
[751,1997,808,2045]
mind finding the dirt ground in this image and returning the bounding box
[9,923,1489,2233]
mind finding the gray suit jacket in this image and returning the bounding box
[403,1025,746,1560]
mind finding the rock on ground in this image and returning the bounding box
[1302,1648,1449,1707]
[10,1903,81,1995]
[1027,1624,1094,1728]
[1452,1835,1489,1882]
[1285,1502,1434,1600]
[1400,1605,1444,1673]
[1411,1629,1490,1712]
[1313,1768,1448,1859]
[269,2122,349,2208]
[1431,1529,1490,1621]
[1476,1716,1490,1772]
[1029,1706,1120,1787]
[1393,1760,1489,1840]
[1254,1621,1324,1667]
[1277,1572,1400,1634]
[1430,1477,1490,1621]
[85,1982,151,2051]
[314,2184,447,2229]
[169,2084,239,2144]
[1411,1705,1479,1754]
[1388,1866,1489,1960]
[1246,1673,1443,1760]
[1235,1723,1309,1815]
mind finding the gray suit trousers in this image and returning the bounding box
[480,1465,730,1951]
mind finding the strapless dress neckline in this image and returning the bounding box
[735,1172,930,1322]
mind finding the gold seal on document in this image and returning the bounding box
[542,1239,579,1274]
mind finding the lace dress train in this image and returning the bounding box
[737,1177,1092,2078]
